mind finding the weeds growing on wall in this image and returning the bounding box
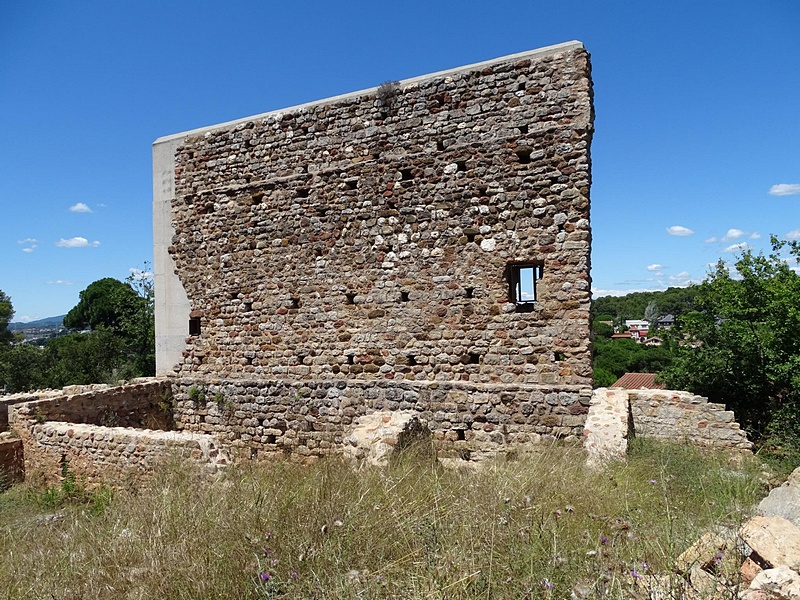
[0,440,764,599]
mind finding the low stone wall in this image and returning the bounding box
[0,434,24,486]
[9,418,229,486]
[171,377,593,462]
[584,388,752,464]
[4,380,172,431]
[629,389,752,450]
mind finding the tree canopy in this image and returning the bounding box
[0,290,13,347]
[661,239,800,449]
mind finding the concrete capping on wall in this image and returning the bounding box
[153,41,584,146]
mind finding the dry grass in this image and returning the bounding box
[0,439,764,599]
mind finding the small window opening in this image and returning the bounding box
[517,82,526,92]
[296,188,310,198]
[465,287,474,299]
[518,124,529,134]
[515,148,532,164]
[456,160,467,172]
[189,317,201,336]
[296,353,306,364]
[400,168,413,181]
[345,292,356,305]
[243,302,253,312]
[478,186,488,197]
[290,297,300,310]
[345,179,358,190]
[314,248,323,257]
[456,429,466,441]
[387,199,397,210]
[554,352,565,362]
[464,229,478,243]
[245,356,254,365]
[265,434,277,444]
[251,191,265,205]
[507,262,544,310]
[347,355,355,365]
[407,355,417,366]
[400,291,410,302]
[437,139,445,151]
[558,223,566,233]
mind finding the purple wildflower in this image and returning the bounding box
[290,571,299,580]
[262,548,271,556]
[714,552,724,564]
[641,562,649,571]
[260,572,272,582]
[600,535,609,544]
[542,578,555,590]
[631,569,643,580]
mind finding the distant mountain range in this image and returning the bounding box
[9,315,66,331]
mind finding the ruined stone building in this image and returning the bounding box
[152,40,595,461]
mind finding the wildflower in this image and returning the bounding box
[714,552,724,564]
[565,505,574,513]
[270,559,279,566]
[600,535,609,544]
[264,531,272,539]
[649,479,657,484]
[554,509,562,516]
[262,548,271,556]
[641,562,649,571]
[631,569,643,579]
[260,572,272,582]
[290,571,299,580]
[542,578,555,590]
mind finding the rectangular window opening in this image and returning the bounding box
[189,317,201,336]
[507,262,543,309]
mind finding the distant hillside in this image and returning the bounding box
[8,315,66,331]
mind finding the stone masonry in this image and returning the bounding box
[153,41,595,462]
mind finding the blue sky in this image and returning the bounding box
[1,1,798,321]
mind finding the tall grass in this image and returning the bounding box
[0,439,763,599]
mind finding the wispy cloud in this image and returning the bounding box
[646,264,663,272]
[69,202,92,213]
[769,184,800,196]
[721,228,745,242]
[18,238,38,252]
[56,237,100,248]
[592,287,663,297]
[750,232,761,240]
[723,242,749,253]
[666,225,694,236]
[46,280,73,285]
[786,229,800,240]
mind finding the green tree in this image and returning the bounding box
[0,290,14,347]
[661,238,800,441]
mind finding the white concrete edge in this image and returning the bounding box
[152,40,584,146]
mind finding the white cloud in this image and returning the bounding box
[750,232,761,240]
[129,267,154,279]
[69,202,92,213]
[646,264,663,271]
[721,228,745,242]
[666,225,694,236]
[592,287,662,297]
[16,315,33,323]
[18,238,38,252]
[46,280,73,285]
[56,237,100,248]
[705,237,718,243]
[769,184,800,196]
[723,242,749,253]
[786,229,800,240]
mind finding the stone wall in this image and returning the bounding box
[157,41,593,391]
[10,419,228,486]
[171,377,592,462]
[3,380,173,431]
[628,389,752,450]
[0,434,24,485]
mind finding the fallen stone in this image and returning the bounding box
[758,486,800,529]
[675,529,740,574]
[742,556,766,588]
[748,566,800,599]
[740,515,800,571]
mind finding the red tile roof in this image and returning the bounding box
[610,372,665,390]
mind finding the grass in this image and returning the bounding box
[0,439,765,599]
